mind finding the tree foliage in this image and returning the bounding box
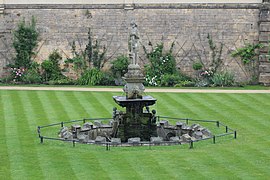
[13,17,39,68]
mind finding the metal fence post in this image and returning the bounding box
[216,121,220,127]
[61,122,64,127]
[73,140,75,147]
[189,141,193,149]
[213,135,216,144]
[37,126,41,138]
[186,118,189,125]
[234,131,237,139]
[106,143,110,151]
[40,136,44,144]
[226,126,228,133]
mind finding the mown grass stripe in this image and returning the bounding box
[74,92,110,118]
[187,150,240,179]
[15,91,45,179]
[11,91,43,178]
[232,94,270,125]
[34,91,78,179]
[94,92,117,113]
[25,90,59,179]
[0,91,12,179]
[152,93,197,118]
[211,147,267,179]
[67,91,90,117]
[232,144,270,176]
[93,151,143,180]
[88,92,112,117]
[61,145,111,179]
[55,91,83,119]
[151,151,206,179]
[122,150,177,180]
[26,91,66,177]
[4,91,28,179]
[183,93,228,120]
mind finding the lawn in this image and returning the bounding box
[0,90,270,179]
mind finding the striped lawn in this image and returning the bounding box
[0,90,270,180]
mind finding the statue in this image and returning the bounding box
[123,20,145,99]
[129,21,139,65]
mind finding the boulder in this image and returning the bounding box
[202,128,212,137]
[58,126,69,138]
[170,136,180,142]
[193,131,203,140]
[95,136,106,143]
[181,134,192,142]
[150,137,163,144]
[83,122,93,129]
[77,133,89,143]
[62,131,73,140]
[111,138,121,145]
[191,124,201,131]
[94,120,103,127]
[128,137,141,144]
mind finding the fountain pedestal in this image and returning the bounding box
[113,65,157,142]
[113,95,157,142]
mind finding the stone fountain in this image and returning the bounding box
[112,21,157,142]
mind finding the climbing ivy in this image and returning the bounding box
[231,43,264,64]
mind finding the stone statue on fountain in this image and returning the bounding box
[123,21,145,99]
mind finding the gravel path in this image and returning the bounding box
[0,86,270,93]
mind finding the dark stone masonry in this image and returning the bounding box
[0,2,270,84]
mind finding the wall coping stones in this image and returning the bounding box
[1,0,263,5]
[4,3,262,10]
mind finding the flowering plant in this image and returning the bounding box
[145,75,158,86]
[144,43,176,86]
[10,67,25,81]
[200,69,213,78]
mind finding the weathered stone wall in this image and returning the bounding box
[0,3,261,81]
[259,2,270,85]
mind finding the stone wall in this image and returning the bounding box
[259,2,270,85]
[0,3,262,82]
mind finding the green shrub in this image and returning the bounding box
[0,75,14,83]
[13,17,39,69]
[111,55,129,78]
[41,50,63,81]
[22,69,42,84]
[192,62,203,70]
[211,71,235,87]
[98,72,115,86]
[159,73,194,87]
[65,56,86,72]
[77,68,103,86]
[160,74,181,87]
